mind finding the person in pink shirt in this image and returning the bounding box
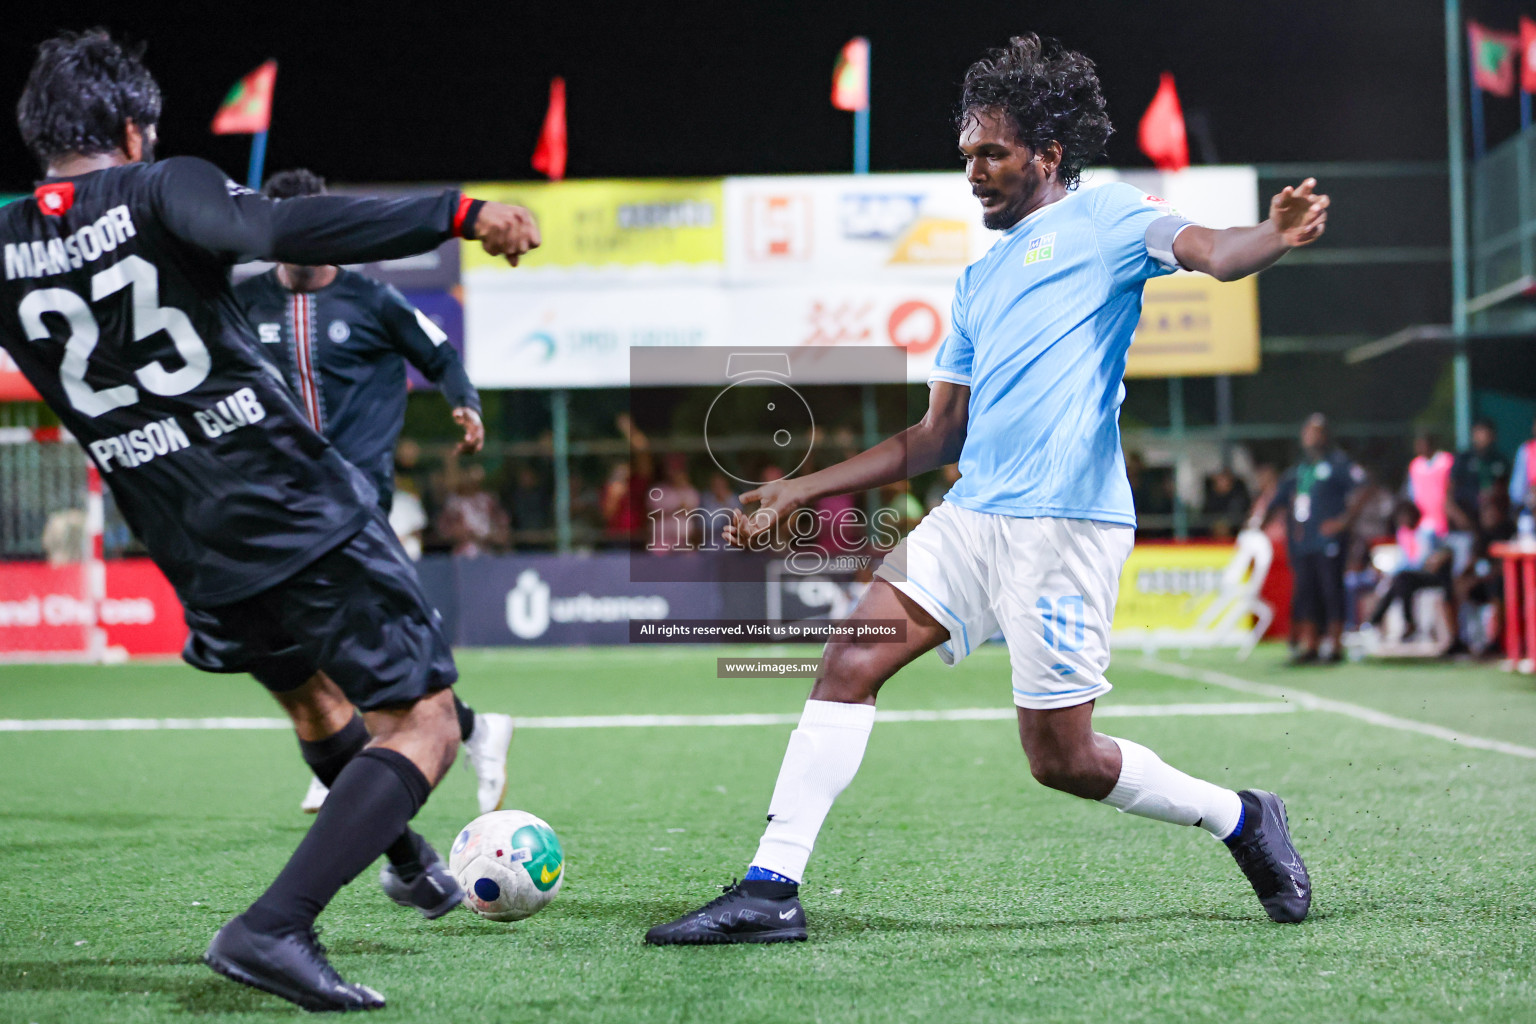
[1510,415,1536,516]
[1405,433,1453,541]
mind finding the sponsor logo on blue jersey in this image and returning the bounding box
[1023,232,1057,265]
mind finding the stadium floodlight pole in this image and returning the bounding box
[246,130,269,191]
[1446,0,1472,449]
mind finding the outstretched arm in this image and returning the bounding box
[725,382,969,545]
[151,156,539,268]
[1172,178,1329,282]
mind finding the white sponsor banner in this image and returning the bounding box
[466,282,951,387]
[466,283,730,388]
[723,167,1259,284]
[725,173,990,283]
[728,284,953,381]
[464,168,1260,387]
[1100,166,1260,229]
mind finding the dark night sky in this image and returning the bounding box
[0,1,1507,190]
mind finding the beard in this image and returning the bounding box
[981,203,1025,231]
[976,165,1047,231]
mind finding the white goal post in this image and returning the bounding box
[0,425,124,663]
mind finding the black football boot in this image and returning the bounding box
[1225,789,1311,923]
[378,835,464,919]
[204,914,386,1012]
[644,879,807,945]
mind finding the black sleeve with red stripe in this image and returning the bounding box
[149,156,476,265]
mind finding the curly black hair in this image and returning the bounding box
[263,168,327,200]
[17,29,162,168]
[956,34,1112,190]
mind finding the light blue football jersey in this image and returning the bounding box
[930,181,1185,526]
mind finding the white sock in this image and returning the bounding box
[750,699,877,882]
[1100,737,1243,839]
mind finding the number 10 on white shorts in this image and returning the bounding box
[874,503,1134,710]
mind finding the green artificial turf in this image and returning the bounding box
[2,645,1534,1023]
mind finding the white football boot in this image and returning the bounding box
[462,712,514,814]
[299,776,329,814]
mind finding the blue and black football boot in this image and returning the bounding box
[644,879,807,945]
[1225,789,1311,923]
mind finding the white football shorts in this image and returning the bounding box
[873,502,1135,710]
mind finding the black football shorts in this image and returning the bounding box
[181,511,457,709]
[1291,547,1346,628]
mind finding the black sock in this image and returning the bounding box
[382,831,427,882]
[298,715,368,787]
[455,696,476,742]
[299,716,425,879]
[245,748,431,935]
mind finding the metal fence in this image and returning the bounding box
[1472,127,1536,333]
[0,433,86,560]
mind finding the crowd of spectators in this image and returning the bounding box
[382,400,1536,665]
[387,413,941,560]
[1246,412,1536,664]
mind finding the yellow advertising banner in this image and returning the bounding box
[1126,273,1259,378]
[1114,542,1236,631]
[462,179,724,272]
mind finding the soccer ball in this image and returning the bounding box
[448,810,565,922]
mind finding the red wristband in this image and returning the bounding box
[452,193,477,237]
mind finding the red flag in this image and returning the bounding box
[832,37,870,111]
[211,60,277,134]
[1469,21,1518,97]
[1138,72,1188,171]
[531,77,567,181]
[1520,17,1536,94]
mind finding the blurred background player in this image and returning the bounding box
[646,34,1326,946]
[1273,414,1367,664]
[1450,418,1509,536]
[1,31,538,1009]
[235,168,513,817]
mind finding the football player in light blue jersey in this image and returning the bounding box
[646,35,1329,946]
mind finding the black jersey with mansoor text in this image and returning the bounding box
[0,157,468,606]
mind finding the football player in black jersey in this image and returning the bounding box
[3,31,539,1011]
[237,169,514,819]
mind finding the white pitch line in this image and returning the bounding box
[0,701,1295,734]
[0,716,292,732]
[1139,656,1536,761]
[876,702,1295,723]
